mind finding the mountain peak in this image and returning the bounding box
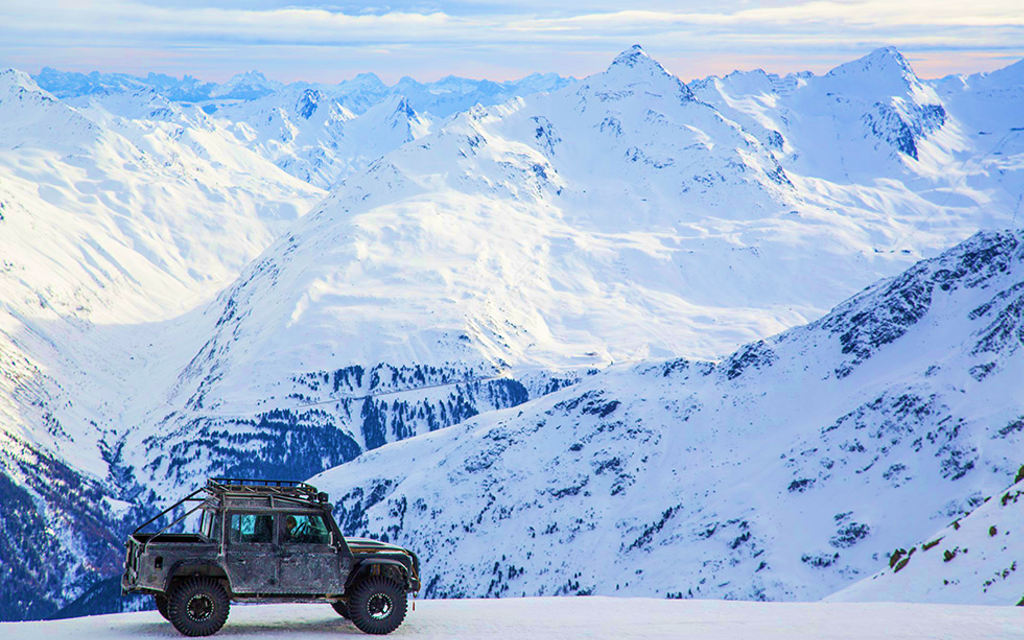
[347,72,386,89]
[601,44,695,101]
[213,70,282,99]
[610,44,653,69]
[868,46,910,67]
[1,68,44,93]
[826,46,916,81]
[395,76,422,89]
[232,70,270,83]
[393,95,415,118]
[220,70,282,90]
[295,88,323,119]
[819,46,928,101]
[370,93,417,121]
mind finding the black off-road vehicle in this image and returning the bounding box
[121,478,420,636]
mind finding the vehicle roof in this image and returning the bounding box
[205,478,329,509]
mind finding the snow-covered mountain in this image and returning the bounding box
[829,470,1024,605]
[141,45,1021,481]
[127,44,807,493]
[383,72,572,118]
[2,45,1024,621]
[215,91,434,189]
[932,58,1024,135]
[311,229,1024,602]
[690,46,950,176]
[42,70,571,190]
[0,63,570,619]
[33,68,576,119]
[690,47,1022,220]
[0,69,323,619]
[33,67,151,98]
[210,70,283,101]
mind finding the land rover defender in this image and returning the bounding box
[121,478,420,636]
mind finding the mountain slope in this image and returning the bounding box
[141,47,1023,490]
[691,47,955,181]
[828,472,1024,605]
[131,45,811,490]
[0,70,321,314]
[310,230,1024,602]
[689,47,1024,246]
[216,90,433,189]
[0,70,324,620]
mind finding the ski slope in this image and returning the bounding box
[2,598,1021,639]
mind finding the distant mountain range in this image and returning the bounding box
[33,67,574,118]
[0,46,1022,620]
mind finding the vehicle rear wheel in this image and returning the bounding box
[331,601,350,619]
[347,576,407,635]
[154,594,170,620]
[167,577,230,637]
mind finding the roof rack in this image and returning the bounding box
[207,477,323,502]
[133,478,329,547]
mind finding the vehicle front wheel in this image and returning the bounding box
[331,601,350,619]
[154,594,170,620]
[347,576,408,635]
[167,577,230,637]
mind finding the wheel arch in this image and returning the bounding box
[164,560,231,594]
[346,559,411,591]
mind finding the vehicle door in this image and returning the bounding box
[277,512,346,593]
[224,512,279,593]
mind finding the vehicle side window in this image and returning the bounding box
[281,514,331,545]
[228,513,273,544]
[210,513,222,541]
[200,509,220,540]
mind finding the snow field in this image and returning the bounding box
[3,598,1022,639]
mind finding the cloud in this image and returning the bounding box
[6,1,1023,44]
[0,0,1021,81]
[5,3,460,43]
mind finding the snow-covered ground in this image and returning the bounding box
[3,598,1022,639]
